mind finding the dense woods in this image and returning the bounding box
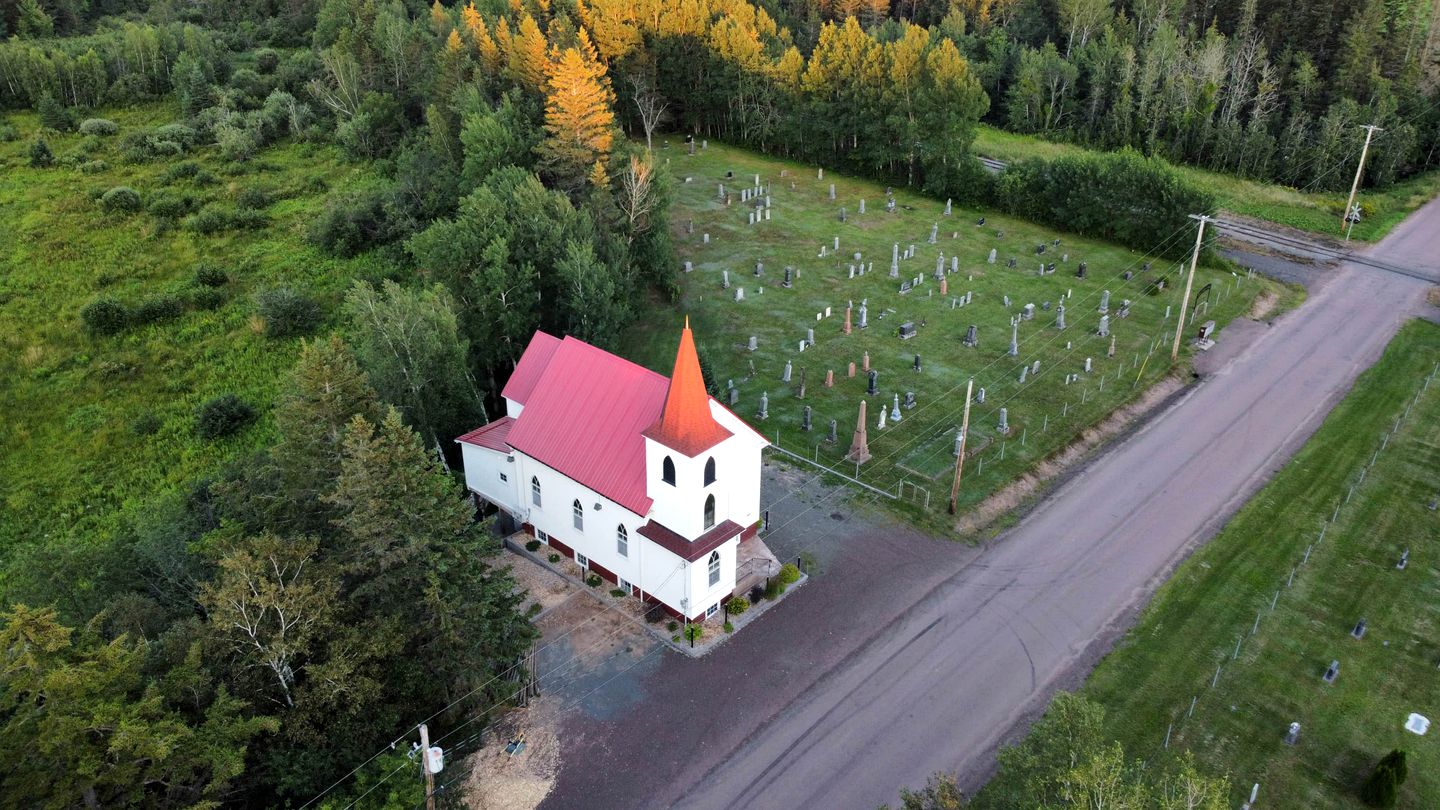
[1,0,1435,804]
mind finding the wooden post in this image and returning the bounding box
[947,379,975,515]
[1342,124,1381,240]
[1171,215,1211,362]
[419,724,436,810]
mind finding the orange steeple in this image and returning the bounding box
[643,318,732,456]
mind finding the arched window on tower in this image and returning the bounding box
[708,551,720,586]
[573,499,584,531]
[662,456,676,485]
[704,457,716,486]
[531,476,541,507]
[703,494,715,530]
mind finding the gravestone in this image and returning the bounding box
[722,270,730,289]
[976,216,985,226]
[833,236,840,251]
[1121,270,1132,281]
[1097,315,1110,337]
[1322,660,1340,684]
[904,391,916,409]
[940,277,948,296]
[935,254,946,279]
[825,369,834,387]
[898,321,917,340]
[997,408,1010,434]
[686,219,693,234]
[818,168,823,179]
[764,208,771,221]
[1099,290,1111,313]
[951,256,959,274]
[758,391,769,420]
[783,267,792,287]
[976,387,986,404]
[844,306,853,335]
[1041,301,1051,311]
[829,183,836,200]
[1018,365,1028,384]
[1285,723,1301,746]
[1085,357,1093,373]
[683,261,693,273]
[1118,299,1132,319]
[1055,304,1066,330]
[703,233,710,244]
[806,327,815,346]
[886,197,896,213]
[963,324,978,347]
[1022,303,1035,321]
[1031,360,1040,374]
[839,207,847,223]
[863,350,870,371]
[802,405,812,432]
[913,353,922,372]
[890,394,902,423]
[1008,321,1019,357]
[735,288,745,302]
[878,407,887,430]
[929,223,939,244]
[1036,243,1046,255]
[945,198,952,216]
[1397,548,1410,570]
[988,248,997,264]
[1003,295,1011,307]
[859,199,866,214]
[1352,618,1367,639]
[782,361,792,383]
[899,280,912,294]
[867,370,879,396]
[848,361,856,377]
[1077,261,1087,278]
[748,335,757,351]
[719,183,726,199]
[859,303,868,329]
[1047,263,1056,274]
[728,387,739,406]
[1007,257,1017,268]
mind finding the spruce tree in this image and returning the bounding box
[28,137,54,168]
[37,95,70,132]
[1359,749,1407,807]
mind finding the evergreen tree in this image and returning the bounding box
[28,137,54,168]
[178,62,212,119]
[537,45,617,194]
[1359,749,1407,807]
[15,0,54,39]
[37,94,70,131]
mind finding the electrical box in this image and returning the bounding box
[425,746,444,775]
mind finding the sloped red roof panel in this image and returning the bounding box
[504,337,668,516]
[456,416,514,452]
[637,519,742,562]
[501,331,562,405]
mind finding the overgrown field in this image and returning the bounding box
[0,105,386,573]
[625,141,1293,527]
[1081,319,1440,807]
[974,125,1440,243]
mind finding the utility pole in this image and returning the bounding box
[1341,124,1382,241]
[1171,214,1212,362]
[419,724,436,810]
[947,379,974,515]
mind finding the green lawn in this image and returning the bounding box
[0,105,386,569]
[621,141,1293,530]
[1080,319,1440,807]
[973,125,1440,243]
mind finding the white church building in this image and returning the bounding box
[457,321,769,623]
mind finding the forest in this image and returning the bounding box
[0,0,1434,805]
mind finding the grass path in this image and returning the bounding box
[1081,319,1440,807]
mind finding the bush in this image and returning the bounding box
[189,288,226,311]
[100,187,142,213]
[308,189,393,257]
[194,262,232,287]
[778,563,801,585]
[79,118,119,137]
[162,161,202,183]
[187,206,268,234]
[0,121,17,142]
[38,96,74,132]
[236,187,270,209]
[254,287,321,338]
[547,553,561,563]
[585,574,603,588]
[81,298,131,335]
[526,602,543,617]
[764,578,785,600]
[1360,750,1407,807]
[147,191,195,219]
[131,296,184,326]
[524,539,542,552]
[749,585,765,604]
[79,160,109,174]
[609,588,627,598]
[723,621,734,633]
[684,624,703,643]
[724,596,750,616]
[29,138,54,168]
[194,394,257,440]
[255,49,280,74]
[666,621,678,632]
[131,413,163,436]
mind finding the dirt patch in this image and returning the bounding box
[953,374,1187,536]
[1248,289,1279,320]
[1428,287,1440,308]
[507,547,582,616]
[461,696,562,810]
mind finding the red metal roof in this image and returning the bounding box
[503,336,671,516]
[456,416,514,452]
[642,318,733,457]
[637,519,742,562]
[501,331,562,405]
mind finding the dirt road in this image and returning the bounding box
[665,203,1436,808]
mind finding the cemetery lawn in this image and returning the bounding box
[972,125,1440,243]
[0,104,387,576]
[1079,319,1440,808]
[622,140,1294,532]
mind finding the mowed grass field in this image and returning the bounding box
[624,140,1293,527]
[0,105,385,570]
[973,124,1440,243]
[1080,320,1440,807]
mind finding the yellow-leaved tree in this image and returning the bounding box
[538,44,616,193]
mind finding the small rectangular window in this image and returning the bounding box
[576,553,589,569]
[618,578,631,592]
[499,472,508,482]
[706,603,719,618]
[537,530,548,543]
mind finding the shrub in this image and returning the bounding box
[131,413,163,436]
[666,621,679,633]
[547,553,561,563]
[724,596,750,616]
[194,262,230,287]
[153,124,198,148]
[192,169,218,186]
[524,539,541,552]
[0,121,17,142]
[29,138,54,168]
[147,191,195,219]
[79,118,119,137]
[255,49,280,74]
[585,574,602,588]
[254,287,321,338]
[132,296,184,326]
[236,187,270,209]
[188,206,268,234]
[100,186,142,213]
[189,288,226,311]
[194,394,257,440]
[162,161,201,183]
[749,585,765,604]
[609,588,627,598]
[81,298,131,335]
[38,96,74,132]
[79,160,109,174]
[764,578,785,600]
[1360,750,1407,808]
[684,624,703,643]
[778,563,801,585]
[526,602,542,617]
[723,621,734,633]
[308,189,393,257]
